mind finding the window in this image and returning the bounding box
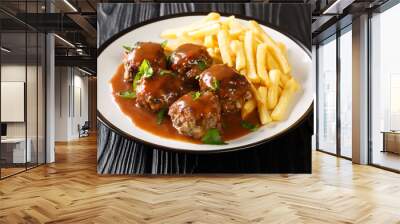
[317,36,337,154]
[370,2,400,171]
[339,27,352,158]
[0,1,47,179]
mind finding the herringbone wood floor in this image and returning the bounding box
[1,135,400,224]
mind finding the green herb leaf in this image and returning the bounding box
[196,59,207,71]
[201,128,226,145]
[211,79,220,91]
[159,69,176,76]
[122,45,132,52]
[160,40,168,48]
[192,91,201,101]
[132,60,153,91]
[139,59,154,78]
[117,91,136,99]
[156,108,167,125]
[123,43,139,52]
[133,72,141,91]
[240,120,259,132]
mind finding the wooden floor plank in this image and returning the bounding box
[1,135,400,224]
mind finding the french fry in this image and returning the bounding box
[239,69,247,76]
[228,19,246,36]
[176,33,203,45]
[187,23,221,38]
[256,43,270,87]
[207,48,217,59]
[277,42,288,59]
[248,20,277,45]
[231,40,246,71]
[160,29,181,39]
[281,72,291,86]
[266,44,291,75]
[257,86,272,124]
[266,50,281,71]
[203,12,220,22]
[257,86,267,102]
[267,85,280,110]
[221,15,235,26]
[244,75,260,102]
[204,35,216,48]
[249,20,291,74]
[159,13,300,129]
[241,99,257,119]
[254,35,263,45]
[276,42,292,85]
[271,78,300,121]
[269,69,282,87]
[163,40,180,52]
[161,21,219,39]
[244,31,260,83]
[217,29,233,67]
[183,21,220,34]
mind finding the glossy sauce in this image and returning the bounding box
[110,64,259,143]
[177,91,219,118]
[170,43,212,79]
[135,72,186,111]
[126,42,167,71]
[199,64,252,113]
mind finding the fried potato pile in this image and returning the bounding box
[161,12,301,125]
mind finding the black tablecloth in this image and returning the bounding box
[97,2,313,174]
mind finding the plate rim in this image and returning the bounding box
[97,12,313,154]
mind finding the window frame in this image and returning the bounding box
[367,0,400,173]
[315,24,353,160]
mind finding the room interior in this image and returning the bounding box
[0,0,400,222]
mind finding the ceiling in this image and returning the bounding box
[0,0,392,75]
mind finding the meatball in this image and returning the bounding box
[123,42,167,81]
[168,91,222,139]
[170,43,213,80]
[199,64,253,114]
[135,72,187,112]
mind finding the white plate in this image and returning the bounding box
[98,15,313,152]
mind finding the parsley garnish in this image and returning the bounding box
[156,108,167,125]
[133,73,141,91]
[201,128,226,145]
[117,91,136,99]
[192,91,201,100]
[122,45,132,52]
[240,120,259,132]
[196,59,207,71]
[211,79,220,91]
[122,43,138,52]
[139,59,154,78]
[159,69,176,76]
[160,40,168,48]
[132,59,153,91]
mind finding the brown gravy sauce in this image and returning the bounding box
[110,64,259,144]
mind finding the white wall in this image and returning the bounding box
[54,67,89,141]
[1,65,40,138]
[54,66,69,141]
[1,64,46,163]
